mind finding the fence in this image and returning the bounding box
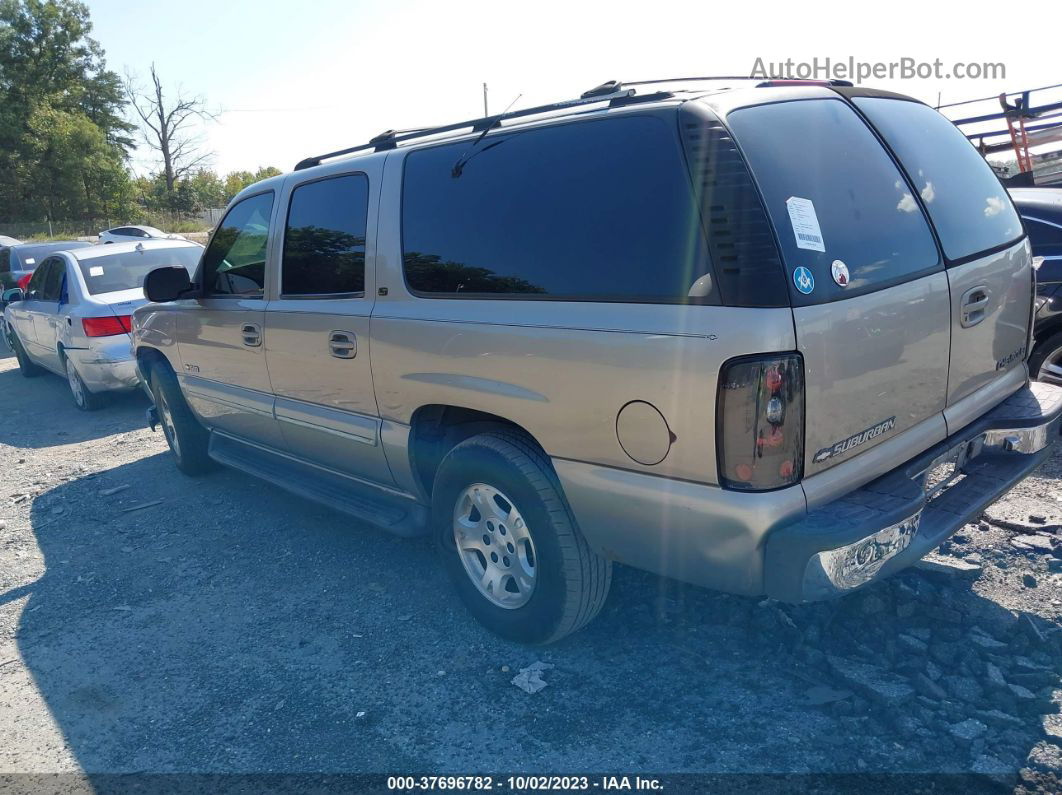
[1,212,215,242]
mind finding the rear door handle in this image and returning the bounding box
[960,285,990,328]
[241,322,262,347]
[328,330,357,359]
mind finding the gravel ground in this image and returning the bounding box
[0,347,1061,791]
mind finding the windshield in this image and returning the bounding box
[77,246,201,295]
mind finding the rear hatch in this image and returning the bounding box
[849,96,1031,430]
[725,97,953,476]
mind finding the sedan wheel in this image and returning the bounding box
[65,357,105,411]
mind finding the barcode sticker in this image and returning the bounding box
[786,196,826,253]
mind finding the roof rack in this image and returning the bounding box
[294,81,670,170]
[292,76,851,171]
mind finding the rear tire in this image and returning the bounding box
[1030,330,1062,386]
[65,356,107,411]
[149,361,214,475]
[10,332,42,378]
[432,431,611,644]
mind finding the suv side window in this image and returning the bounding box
[401,115,716,303]
[281,174,368,296]
[0,249,10,274]
[201,192,274,298]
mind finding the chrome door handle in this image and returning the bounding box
[328,330,357,359]
[241,322,262,347]
[960,285,990,328]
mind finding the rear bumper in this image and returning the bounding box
[764,381,1062,602]
[69,345,140,392]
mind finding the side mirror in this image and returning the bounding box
[2,287,24,303]
[144,267,194,302]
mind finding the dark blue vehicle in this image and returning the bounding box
[1011,188,1062,385]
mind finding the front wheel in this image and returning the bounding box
[150,362,214,475]
[433,431,611,644]
[1030,330,1062,386]
[10,332,42,378]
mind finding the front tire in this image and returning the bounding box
[11,333,42,378]
[149,362,214,475]
[433,431,611,644]
[1030,330,1062,386]
[65,357,107,411]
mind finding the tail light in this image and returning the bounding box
[82,315,131,337]
[717,353,805,490]
[17,273,32,290]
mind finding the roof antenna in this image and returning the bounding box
[452,92,522,178]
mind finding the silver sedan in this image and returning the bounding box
[3,240,201,410]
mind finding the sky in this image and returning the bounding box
[84,0,1062,177]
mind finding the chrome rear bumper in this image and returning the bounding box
[765,381,1062,601]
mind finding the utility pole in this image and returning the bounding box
[483,82,489,116]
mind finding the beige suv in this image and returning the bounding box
[133,79,1062,643]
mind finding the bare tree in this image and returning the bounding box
[125,64,217,191]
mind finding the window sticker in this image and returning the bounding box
[792,266,815,295]
[785,196,826,253]
[24,258,35,265]
[89,266,104,277]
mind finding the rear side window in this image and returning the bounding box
[202,192,274,298]
[402,115,716,303]
[0,249,9,274]
[854,98,1023,262]
[282,174,368,296]
[727,99,940,306]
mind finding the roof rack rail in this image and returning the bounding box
[293,81,651,171]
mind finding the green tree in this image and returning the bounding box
[221,166,282,204]
[0,0,132,222]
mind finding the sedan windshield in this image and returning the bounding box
[77,246,201,295]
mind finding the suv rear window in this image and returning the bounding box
[401,115,716,303]
[727,99,940,306]
[853,98,1023,263]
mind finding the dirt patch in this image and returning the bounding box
[0,349,1059,789]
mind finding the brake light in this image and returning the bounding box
[717,353,805,490]
[17,273,31,290]
[82,315,131,337]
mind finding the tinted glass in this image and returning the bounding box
[202,192,274,297]
[1026,219,1062,247]
[78,246,201,296]
[727,99,940,306]
[25,261,49,295]
[44,259,65,301]
[854,98,1023,262]
[0,249,9,274]
[282,174,368,295]
[402,116,715,302]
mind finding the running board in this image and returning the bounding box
[208,432,430,538]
